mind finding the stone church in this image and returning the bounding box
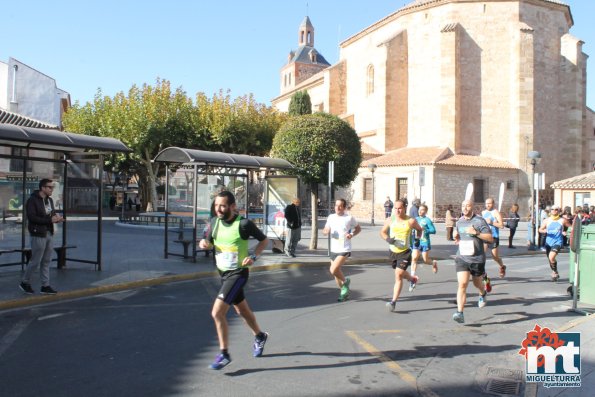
[272,0,594,221]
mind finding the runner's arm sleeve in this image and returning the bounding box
[240,219,267,241]
[426,219,436,235]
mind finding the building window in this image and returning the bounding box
[366,64,374,96]
[473,178,486,203]
[363,178,373,200]
[9,147,32,172]
[289,72,292,85]
[575,192,591,208]
[397,178,408,202]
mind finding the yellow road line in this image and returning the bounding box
[345,330,440,397]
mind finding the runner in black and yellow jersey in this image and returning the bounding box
[380,199,424,312]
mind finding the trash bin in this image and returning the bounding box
[577,224,595,305]
[568,220,581,293]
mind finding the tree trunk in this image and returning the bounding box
[143,148,160,212]
[309,182,318,250]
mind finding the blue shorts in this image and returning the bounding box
[412,241,431,252]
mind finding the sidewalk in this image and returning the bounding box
[0,218,593,396]
[0,218,536,310]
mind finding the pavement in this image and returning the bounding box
[1,215,593,396]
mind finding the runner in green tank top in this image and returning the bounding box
[199,191,269,370]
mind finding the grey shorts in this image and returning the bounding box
[455,258,485,277]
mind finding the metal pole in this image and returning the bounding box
[529,160,537,250]
[535,178,540,249]
[371,169,375,226]
[328,161,334,257]
[97,155,103,271]
[164,167,170,259]
[191,164,198,262]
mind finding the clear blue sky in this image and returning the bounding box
[1,0,593,108]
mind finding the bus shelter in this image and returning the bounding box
[153,147,297,262]
[0,123,130,270]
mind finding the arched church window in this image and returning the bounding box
[366,64,375,96]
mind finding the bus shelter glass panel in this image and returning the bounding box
[168,167,196,220]
[264,176,298,241]
[64,156,102,267]
[0,159,65,266]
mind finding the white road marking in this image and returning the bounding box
[38,311,75,321]
[0,317,34,358]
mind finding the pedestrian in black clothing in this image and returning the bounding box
[384,196,394,218]
[284,198,302,257]
[506,204,520,248]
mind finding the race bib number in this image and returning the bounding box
[216,245,239,270]
[393,239,407,249]
[459,240,474,256]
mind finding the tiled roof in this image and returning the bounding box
[300,16,314,29]
[362,147,449,167]
[437,154,517,169]
[289,45,330,66]
[550,171,595,189]
[0,109,57,129]
[400,0,568,13]
[360,141,382,155]
[361,147,517,169]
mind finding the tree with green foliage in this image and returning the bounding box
[271,113,362,249]
[63,80,285,211]
[288,90,312,116]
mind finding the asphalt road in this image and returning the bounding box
[0,253,584,397]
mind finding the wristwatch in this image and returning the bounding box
[249,254,258,261]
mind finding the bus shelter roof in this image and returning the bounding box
[153,147,293,170]
[0,123,131,153]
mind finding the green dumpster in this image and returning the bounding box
[568,220,581,290]
[577,224,595,305]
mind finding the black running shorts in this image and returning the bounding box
[217,267,249,305]
[390,250,412,270]
[330,252,351,261]
[486,237,500,249]
[455,257,485,277]
[545,244,562,255]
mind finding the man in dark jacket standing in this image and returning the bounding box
[20,179,64,295]
[284,198,302,257]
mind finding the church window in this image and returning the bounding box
[289,72,292,85]
[366,64,375,96]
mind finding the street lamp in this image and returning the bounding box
[368,163,377,226]
[527,151,541,250]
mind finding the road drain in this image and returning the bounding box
[485,378,521,396]
[483,367,524,396]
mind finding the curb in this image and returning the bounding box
[0,251,546,311]
[0,260,351,311]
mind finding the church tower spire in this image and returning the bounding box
[278,16,330,96]
[299,16,314,47]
